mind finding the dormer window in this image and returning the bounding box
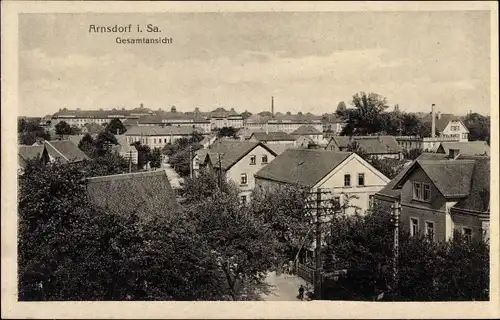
[413,182,431,202]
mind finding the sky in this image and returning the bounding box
[19,11,491,117]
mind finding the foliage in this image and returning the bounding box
[321,205,489,301]
[241,110,252,120]
[180,169,234,203]
[106,118,127,135]
[163,133,205,177]
[403,148,423,160]
[132,142,152,170]
[463,113,490,144]
[18,119,51,145]
[55,121,79,135]
[149,148,163,169]
[80,152,132,177]
[216,126,239,139]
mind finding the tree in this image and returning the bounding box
[133,142,152,170]
[337,92,389,136]
[149,148,162,169]
[336,101,347,113]
[106,118,127,135]
[80,152,131,177]
[216,127,238,139]
[403,148,423,160]
[463,113,490,143]
[369,157,407,179]
[55,121,74,135]
[18,119,51,145]
[78,133,96,157]
[241,110,252,120]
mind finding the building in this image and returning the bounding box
[255,149,390,215]
[124,126,202,149]
[208,108,244,129]
[86,170,180,219]
[326,136,403,159]
[248,132,297,145]
[137,106,212,133]
[115,134,139,164]
[50,104,154,128]
[18,140,90,170]
[421,104,469,151]
[395,136,423,152]
[195,140,277,203]
[291,125,324,145]
[199,135,218,149]
[81,123,105,135]
[436,141,490,157]
[375,153,490,242]
[244,112,323,134]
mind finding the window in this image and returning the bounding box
[250,155,256,165]
[240,195,247,204]
[344,174,351,187]
[425,221,435,240]
[164,138,167,143]
[262,155,268,164]
[358,173,365,186]
[423,183,431,201]
[410,218,419,236]
[462,133,468,140]
[463,227,472,241]
[413,182,422,200]
[240,173,248,185]
[153,138,157,144]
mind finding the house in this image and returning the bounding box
[291,125,324,145]
[196,140,278,203]
[326,136,403,159]
[115,134,139,164]
[436,141,490,157]
[255,149,391,215]
[375,153,490,242]
[81,123,105,135]
[86,170,180,220]
[421,104,469,151]
[295,135,315,149]
[18,140,89,170]
[125,125,202,149]
[395,136,423,152]
[199,135,217,149]
[18,145,49,170]
[248,132,297,145]
[235,127,267,140]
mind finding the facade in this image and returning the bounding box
[255,149,390,215]
[137,107,212,133]
[291,125,324,145]
[125,126,202,149]
[421,106,469,151]
[395,136,423,151]
[375,153,490,242]
[326,135,403,159]
[208,108,244,129]
[195,140,277,203]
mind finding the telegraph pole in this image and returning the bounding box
[314,188,322,300]
[189,146,193,178]
[217,153,223,189]
[391,201,401,292]
[128,150,132,173]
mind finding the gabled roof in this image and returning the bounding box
[328,136,351,149]
[266,143,297,156]
[354,136,403,154]
[125,125,200,136]
[250,131,296,142]
[86,170,179,220]
[453,156,490,213]
[44,140,90,163]
[255,149,352,188]
[291,125,322,135]
[207,141,277,171]
[416,160,475,197]
[18,145,45,162]
[422,113,462,132]
[437,141,490,156]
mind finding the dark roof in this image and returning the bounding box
[328,136,351,149]
[354,136,403,154]
[453,156,490,213]
[266,143,297,156]
[18,145,45,161]
[207,141,277,170]
[255,149,352,188]
[86,170,180,220]
[45,140,90,163]
[82,123,105,134]
[417,160,475,197]
[422,113,461,132]
[125,125,200,136]
[437,141,490,156]
[250,132,296,142]
[291,125,322,135]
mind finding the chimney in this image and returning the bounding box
[271,96,274,119]
[437,111,441,119]
[431,104,436,138]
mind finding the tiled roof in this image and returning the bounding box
[354,136,403,154]
[125,125,200,136]
[86,170,179,220]
[291,125,322,135]
[422,113,461,132]
[453,156,490,213]
[53,108,152,118]
[266,143,297,156]
[250,132,296,142]
[207,140,276,170]
[82,123,105,134]
[236,127,267,139]
[329,136,351,149]
[45,140,90,163]
[417,160,475,197]
[18,145,45,161]
[437,141,490,156]
[255,149,352,188]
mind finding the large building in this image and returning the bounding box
[124,126,202,149]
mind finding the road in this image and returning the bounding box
[162,159,183,189]
[260,271,311,301]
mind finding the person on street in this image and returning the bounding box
[298,285,305,300]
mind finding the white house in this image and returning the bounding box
[125,125,202,149]
[255,149,390,215]
[421,105,469,151]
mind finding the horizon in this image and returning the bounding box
[19,11,491,117]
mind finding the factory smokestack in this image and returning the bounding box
[431,104,436,138]
[271,96,274,119]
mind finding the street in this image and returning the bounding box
[260,271,311,301]
[162,158,183,189]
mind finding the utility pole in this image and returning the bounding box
[128,150,132,173]
[391,201,401,293]
[189,146,193,178]
[217,153,223,189]
[314,188,322,300]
